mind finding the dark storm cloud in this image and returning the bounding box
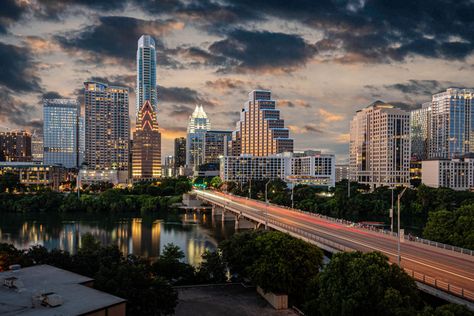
[0,42,42,93]
[87,75,135,89]
[166,105,193,119]
[208,29,316,73]
[384,80,454,96]
[41,91,66,99]
[0,88,42,130]
[157,85,216,107]
[55,16,180,67]
[304,125,324,134]
[0,0,26,33]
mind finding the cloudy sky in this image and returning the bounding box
[1,0,474,162]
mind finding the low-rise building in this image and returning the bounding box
[335,164,349,182]
[422,158,474,190]
[0,131,32,162]
[220,152,335,187]
[0,264,126,315]
[0,162,67,190]
[78,169,129,187]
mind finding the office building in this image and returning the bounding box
[349,101,410,188]
[429,88,474,159]
[43,99,81,168]
[204,130,232,164]
[234,90,293,156]
[132,100,161,180]
[136,35,157,115]
[31,130,43,162]
[78,169,129,187]
[335,164,349,182]
[84,81,129,170]
[410,102,431,161]
[186,105,211,169]
[220,152,335,187]
[163,155,175,177]
[174,137,186,168]
[0,162,68,190]
[422,157,474,191]
[0,131,31,162]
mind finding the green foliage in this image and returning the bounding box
[418,304,474,316]
[308,251,421,316]
[196,250,227,283]
[423,204,474,250]
[152,243,195,284]
[0,172,21,193]
[210,176,223,189]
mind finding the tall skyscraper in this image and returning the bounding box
[174,137,186,168]
[43,99,80,168]
[235,90,293,156]
[429,88,474,159]
[0,131,31,162]
[186,105,211,169]
[136,35,157,115]
[31,130,43,162]
[204,130,232,164]
[349,101,410,188]
[410,102,432,161]
[84,81,129,170]
[132,100,161,179]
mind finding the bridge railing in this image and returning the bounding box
[404,268,474,302]
[203,191,474,257]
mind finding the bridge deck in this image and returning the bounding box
[194,189,474,305]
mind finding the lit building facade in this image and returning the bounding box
[43,99,81,168]
[174,137,186,169]
[136,35,157,115]
[84,81,129,170]
[162,155,175,177]
[0,162,67,190]
[234,90,293,156]
[429,88,474,159]
[0,131,31,162]
[220,152,335,187]
[132,100,161,180]
[335,164,349,182]
[422,157,474,191]
[186,105,211,169]
[31,130,43,162]
[349,102,410,188]
[204,130,232,164]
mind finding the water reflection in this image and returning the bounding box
[0,210,236,266]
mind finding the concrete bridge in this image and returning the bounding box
[188,189,474,309]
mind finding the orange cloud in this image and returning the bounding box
[160,127,186,140]
[318,109,344,122]
[335,133,350,143]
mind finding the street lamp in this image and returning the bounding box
[265,179,271,230]
[389,187,395,233]
[397,187,408,267]
[291,182,295,209]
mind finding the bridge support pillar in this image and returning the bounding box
[221,210,235,222]
[235,217,256,230]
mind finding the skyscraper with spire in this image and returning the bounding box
[136,35,157,115]
[186,105,211,169]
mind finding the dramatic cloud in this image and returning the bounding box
[41,91,66,100]
[0,88,42,130]
[208,29,317,73]
[318,109,344,122]
[279,99,311,108]
[157,85,217,107]
[87,75,135,89]
[384,80,455,96]
[55,16,182,67]
[0,0,26,33]
[166,104,193,119]
[0,42,42,92]
[205,78,246,91]
[288,124,323,134]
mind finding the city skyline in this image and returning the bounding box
[2,1,474,161]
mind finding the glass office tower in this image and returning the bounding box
[136,35,157,115]
[43,99,81,168]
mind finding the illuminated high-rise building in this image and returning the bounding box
[410,102,432,161]
[204,130,232,164]
[186,105,211,169]
[132,100,161,179]
[235,90,293,156]
[429,88,474,159]
[349,101,410,188]
[136,35,157,115]
[84,81,129,170]
[0,131,31,162]
[174,137,186,168]
[43,99,80,168]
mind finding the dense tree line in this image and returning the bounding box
[217,178,474,249]
[0,177,191,213]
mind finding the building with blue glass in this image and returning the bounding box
[136,35,157,116]
[43,99,82,168]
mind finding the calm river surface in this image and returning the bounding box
[0,210,237,266]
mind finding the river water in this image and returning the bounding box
[0,210,236,266]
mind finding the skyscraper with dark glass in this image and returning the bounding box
[43,99,81,168]
[136,35,157,115]
[84,81,129,170]
[174,137,186,169]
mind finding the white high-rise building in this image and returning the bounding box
[349,101,410,188]
[186,105,211,169]
[429,88,474,159]
[136,35,157,115]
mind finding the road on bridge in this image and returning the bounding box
[195,189,474,300]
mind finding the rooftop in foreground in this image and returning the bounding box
[0,264,125,316]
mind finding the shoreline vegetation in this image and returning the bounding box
[1,231,471,316]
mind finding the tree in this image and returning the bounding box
[152,243,195,284]
[312,251,420,316]
[418,304,474,316]
[0,172,21,193]
[196,250,227,283]
[210,176,223,189]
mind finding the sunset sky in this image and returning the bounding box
[1,0,474,161]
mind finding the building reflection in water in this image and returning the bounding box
[0,211,236,266]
